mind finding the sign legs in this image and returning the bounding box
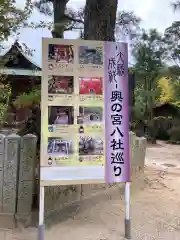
[38,186,45,240]
[124,182,131,239]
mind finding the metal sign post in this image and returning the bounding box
[38,186,45,240]
[124,182,131,239]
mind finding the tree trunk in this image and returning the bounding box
[52,0,69,38]
[146,76,156,144]
[84,0,118,41]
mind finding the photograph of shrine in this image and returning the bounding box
[48,75,74,94]
[79,136,104,155]
[48,44,74,64]
[48,106,74,125]
[79,46,103,65]
[79,77,103,95]
[48,137,73,157]
[77,106,103,124]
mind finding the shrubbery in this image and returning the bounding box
[147,116,180,143]
[152,116,173,140]
[168,126,180,143]
[132,116,180,142]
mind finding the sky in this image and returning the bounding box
[12,0,180,67]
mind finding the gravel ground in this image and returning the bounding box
[2,142,180,240]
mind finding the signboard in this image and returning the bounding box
[40,38,129,186]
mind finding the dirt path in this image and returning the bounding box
[2,142,180,240]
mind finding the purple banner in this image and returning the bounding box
[104,41,130,183]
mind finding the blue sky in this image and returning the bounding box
[13,0,180,67]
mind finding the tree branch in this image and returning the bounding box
[64,13,84,24]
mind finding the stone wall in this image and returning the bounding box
[44,131,147,216]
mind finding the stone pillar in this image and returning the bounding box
[129,131,136,166]
[138,137,147,169]
[16,134,37,218]
[2,134,20,213]
[0,134,5,212]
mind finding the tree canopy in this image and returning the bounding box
[33,0,141,39]
[0,0,33,42]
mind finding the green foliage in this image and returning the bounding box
[174,101,180,107]
[0,83,11,102]
[132,28,166,86]
[14,87,41,109]
[172,79,180,102]
[152,116,173,140]
[133,87,146,119]
[131,29,168,139]
[0,83,11,124]
[0,0,33,41]
[156,77,175,103]
[164,21,180,67]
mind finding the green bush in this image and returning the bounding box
[168,126,180,143]
[130,120,146,137]
[150,116,173,141]
[13,87,40,109]
[0,83,11,125]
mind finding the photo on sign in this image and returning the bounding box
[48,106,74,125]
[79,136,104,156]
[48,75,74,94]
[79,46,103,65]
[79,77,103,95]
[48,137,74,156]
[48,44,74,63]
[77,106,103,124]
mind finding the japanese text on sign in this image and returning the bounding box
[108,48,126,178]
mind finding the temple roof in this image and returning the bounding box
[1,41,41,71]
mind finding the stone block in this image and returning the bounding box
[2,134,20,214]
[17,134,37,216]
[17,181,33,215]
[0,214,16,229]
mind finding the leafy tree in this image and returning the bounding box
[165,2,180,75]
[132,28,166,95]
[173,78,180,102]
[0,83,11,125]
[0,0,33,42]
[171,1,180,11]
[156,77,175,103]
[133,87,147,120]
[33,0,141,39]
[164,21,180,67]
[131,29,167,140]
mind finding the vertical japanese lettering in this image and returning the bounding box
[108,45,125,178]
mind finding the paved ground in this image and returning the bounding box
[1,141,180,240]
